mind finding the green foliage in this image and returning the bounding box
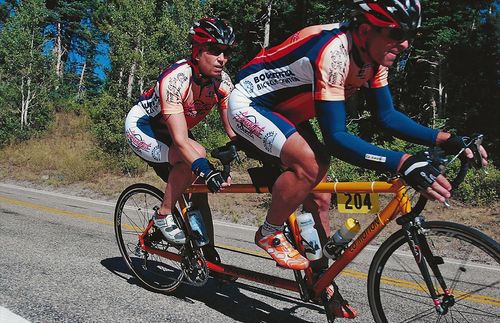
[0,0,55,146]
[456,167,500,206]
[444,160,500,206]
[87,92,130,155]
[86,92,146,175]
[191,109,230,152]
[100,0,206,99]
[391,0,499,162]
[328,159,377,182]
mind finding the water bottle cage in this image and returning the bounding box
[324,240,349,260]
[301,236,317,253]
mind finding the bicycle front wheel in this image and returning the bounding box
[114,183,184,293]
[368,221,499,322]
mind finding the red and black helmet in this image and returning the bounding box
[189,17,235,47]
[352,0,421,31]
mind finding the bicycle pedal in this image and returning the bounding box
[324,283,358,319]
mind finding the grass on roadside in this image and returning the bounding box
[0,111,164,197]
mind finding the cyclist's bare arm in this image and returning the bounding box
[162,112,205,165]
[218,107,237,141]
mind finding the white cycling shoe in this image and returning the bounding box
[153,212,186,245]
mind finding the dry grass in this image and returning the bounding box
[0,112,164,197]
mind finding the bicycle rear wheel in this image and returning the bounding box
[114,183,184,293]
[368,221,499,322]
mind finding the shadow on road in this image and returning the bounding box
[101,257,324,323]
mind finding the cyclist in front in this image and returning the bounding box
[125,18,236,260]
[228,0,487,318]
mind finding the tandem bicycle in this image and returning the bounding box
[114,134,499,322]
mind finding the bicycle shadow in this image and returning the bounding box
[101,257,324,323]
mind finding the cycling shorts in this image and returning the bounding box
[124,104,171,164]
[228,88,297,158]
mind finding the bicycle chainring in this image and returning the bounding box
[181,249,209,286]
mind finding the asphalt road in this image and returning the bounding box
[1,182,498,322]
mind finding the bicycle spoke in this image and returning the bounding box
[454,279,500,303]
[391,253,433,298]
[379,287,435,305]
[452,308,472,323]
[451,301,500,318]
[397,307,435,322]
[121,213,146,234]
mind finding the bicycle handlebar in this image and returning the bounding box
[210,142,239,175]
[411,133,485,214]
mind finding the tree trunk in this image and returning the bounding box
[139,45,145,94]
[418,58,441,127]
[21,77,26,130]
[127,60,137,99]
[77,61,86,99]
[263,1,273,48]
[53,22,64,79]
[127,44,140,98]
[20,31,36,130]
[118,67,124,87]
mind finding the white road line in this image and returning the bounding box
[0,307,30,323]
[0,182,116,207]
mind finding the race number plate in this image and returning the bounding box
[337,193,380,214]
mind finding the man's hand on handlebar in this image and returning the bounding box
[191,157,231,193]
[440,134,488,168]
[398,152,452,203]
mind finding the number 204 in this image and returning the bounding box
[337,193,380,214]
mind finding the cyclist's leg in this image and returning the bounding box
[162,142,204,214]
[228,91,326,269]
[297,121,332,253]
[270,134,327,223]
[125,106,197,243]
[288,124,332,235]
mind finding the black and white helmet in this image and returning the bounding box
[352,0,422,31]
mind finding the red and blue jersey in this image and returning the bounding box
[234,23,388,125]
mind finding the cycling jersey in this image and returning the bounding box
[229,23,438,172]
[125,58,233,164]
[139,58,232,127]
[234,23,387,125]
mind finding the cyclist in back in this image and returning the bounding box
[228,0,487,317]
[125,18,236,260]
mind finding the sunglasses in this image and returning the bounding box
[205,43,233,57]
[373,26,416,42]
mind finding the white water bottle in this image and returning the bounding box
[187,208,209,247]
[296,212,323,261]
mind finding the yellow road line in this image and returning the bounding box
[1,194,499,307]
[0,195,113,226]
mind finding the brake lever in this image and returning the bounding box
[229,143,241,164]
[470,134,487,173]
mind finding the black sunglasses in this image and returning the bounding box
[205,43,233,56]
[373,26,416,42]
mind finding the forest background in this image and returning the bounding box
[0,0,498,208]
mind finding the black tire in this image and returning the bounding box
[114,183,184,293]
[368,221,499,322]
